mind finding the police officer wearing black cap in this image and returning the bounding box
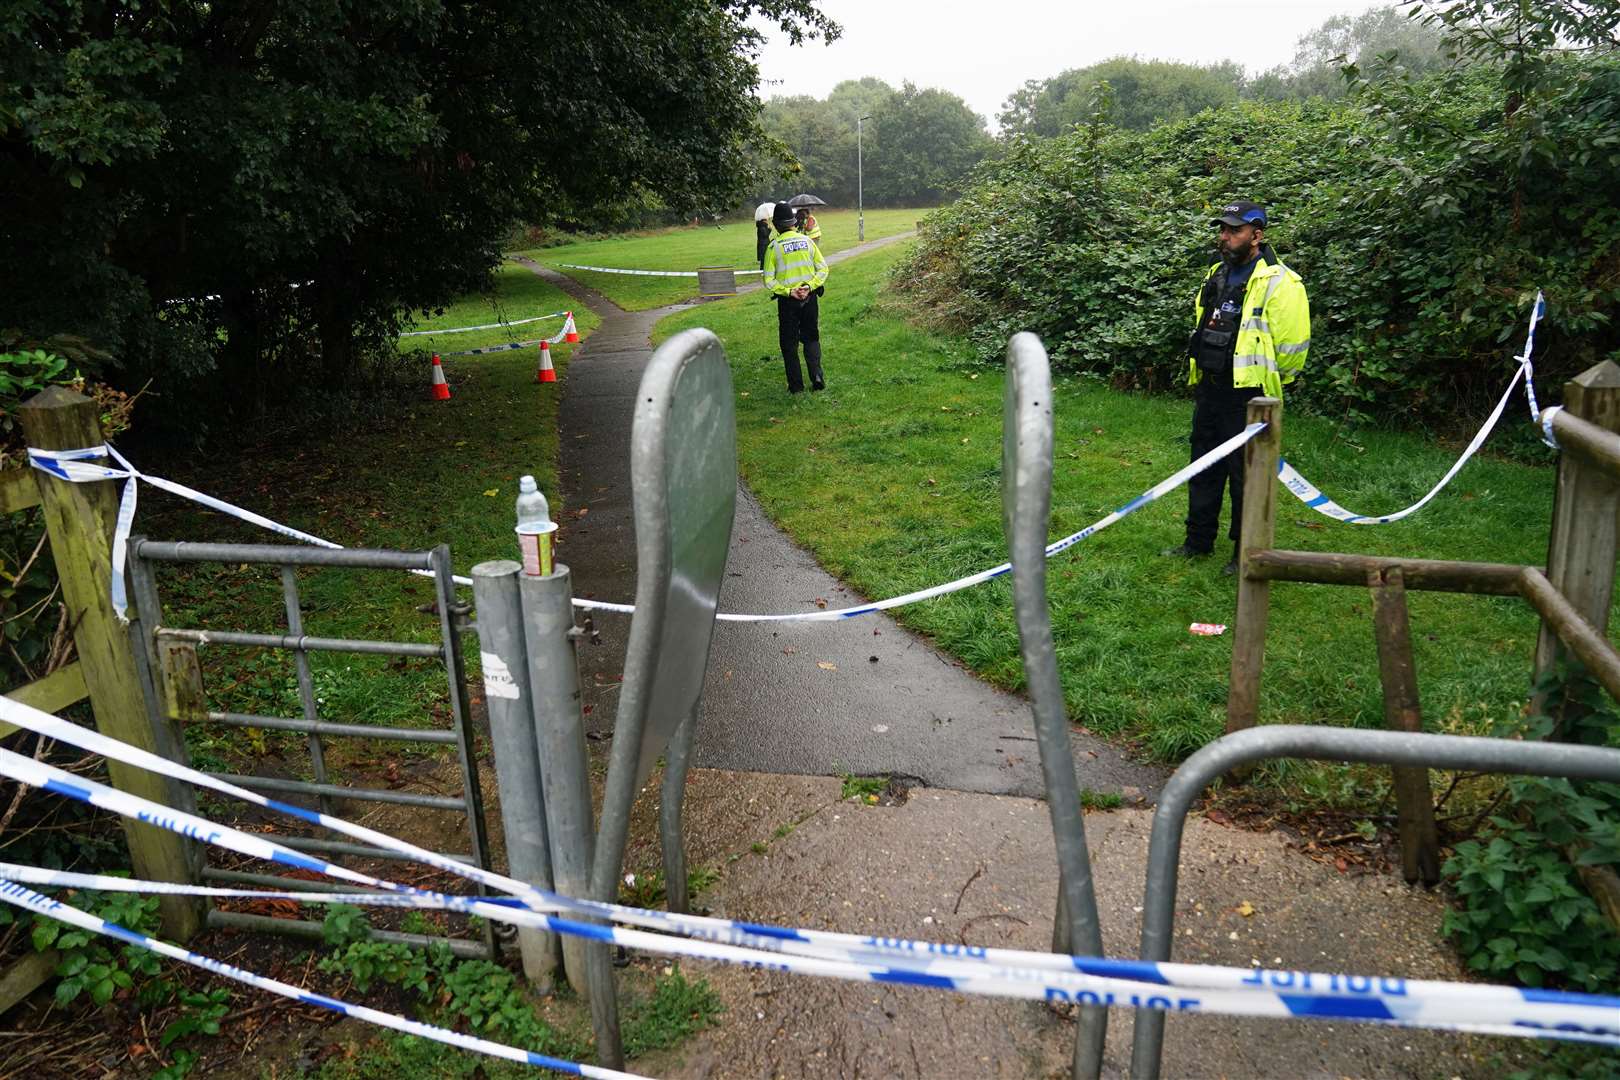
[1163,200,1311,573]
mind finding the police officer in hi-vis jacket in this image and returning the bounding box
[1163,199,1310,574]
[762,202,830,393]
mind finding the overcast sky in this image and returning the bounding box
[755,0,1386,129]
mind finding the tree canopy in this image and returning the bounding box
[1,0,836,429]
[757,78,991,208]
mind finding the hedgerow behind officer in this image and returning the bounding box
[1162,200,1310,574]
[762,202,829,393]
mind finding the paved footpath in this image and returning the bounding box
[514,243,1515,1078]
[517,236,1161,801]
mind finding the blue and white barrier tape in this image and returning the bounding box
[3,695,1617,1048]
[26,419,1263,625]
[555,264,762,278]
[440,338,547,358]
[401,311,566,338]
[0,878,649,1079]
[621,420,1269,623]
[1280,291,1554,524]
[7,861,1618,1048]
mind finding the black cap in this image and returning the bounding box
[772,203,797,229]
[1211,200,1267,228]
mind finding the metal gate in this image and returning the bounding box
[126,537,494,959]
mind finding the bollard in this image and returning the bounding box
[517,567,600,1003]
[471,560,560,988]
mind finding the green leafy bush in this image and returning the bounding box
[1442,674,1620,992]
[893,56,1620,434]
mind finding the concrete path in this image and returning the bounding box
[518,239,1163,800]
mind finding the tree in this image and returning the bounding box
[0,1,837,426]
[1250,5,1449,100]
[756,78,988,207]
[997,58,1243,136]
[864,82,993,206]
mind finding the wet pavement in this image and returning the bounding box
[513,247,1510,1079]
[517,237,1162,801]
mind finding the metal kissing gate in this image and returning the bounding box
[127,539,495,958]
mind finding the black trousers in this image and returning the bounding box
[776,294,823,392]
[1184,382,1261,552]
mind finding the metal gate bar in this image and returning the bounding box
[1129,725,1620,1079]
[128,537,495,958]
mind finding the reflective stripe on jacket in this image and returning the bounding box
[763,229,828,297]
[1187,255,1310,399]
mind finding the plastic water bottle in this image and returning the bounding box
[514,475,556,576]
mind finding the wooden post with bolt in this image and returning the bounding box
[1226,396,1281,736]
[19,386,203,940]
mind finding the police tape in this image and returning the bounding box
[555,264,763,277]
[439,337,549,358]
[0,878,650,1080]
[7,861,1619,1050]
[581,421,1271,623]
[3,695,1617,1048]
[26,421,1265,625]
[401,311,567,337]
[1279,292,1551,524]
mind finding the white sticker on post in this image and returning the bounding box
[480,652,521,700]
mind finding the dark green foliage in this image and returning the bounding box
[314,905,721,1065]
[1442,672,1620,992]
[895,55,1620,431]
[759,77,991,207]
[1,1,835,433]
[999,58,1244,136]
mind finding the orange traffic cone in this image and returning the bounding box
[430,354,452,400]
[563,312,580,343]
[536,340,557,383]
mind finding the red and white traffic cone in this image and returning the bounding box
[430,354,452,400]
[536,340,557,383]
[563,312,579,343]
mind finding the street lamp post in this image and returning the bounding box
[857,114,870,242]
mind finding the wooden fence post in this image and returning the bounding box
[1533,360,1620,727]
[1226,396,1281,735]
[1368,566,1441,884]
[18,387,202,940]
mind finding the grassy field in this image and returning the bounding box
[141,267,594,779]
[655,241,1587,780]
[398,260,598,357]
[519,207,929,311]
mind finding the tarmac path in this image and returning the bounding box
[515,237,1164,800]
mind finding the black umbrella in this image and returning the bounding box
[787,193,827,208]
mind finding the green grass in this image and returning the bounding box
[519,207,929,311]
[142,269,596,778]
[654,241,1593,765]
[397,260,595,356]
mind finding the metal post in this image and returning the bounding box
[280,566,334,819]
[518,567,598,999]
[1002,334,1106,1080]
[432,545,496,960]
[1127,725,1620,1079]
[857,114,869,243]
[1226,396,1281,734]
[472,560,560,989]
[660,705,698,914]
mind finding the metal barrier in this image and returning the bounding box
[1128,725,1620,1079]
[587,328,737,1068]
[127,538,495,958]
[1001,333,1109,1080]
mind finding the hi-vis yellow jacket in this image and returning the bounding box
[763,228,828,297]
[1187,255,1310,399]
